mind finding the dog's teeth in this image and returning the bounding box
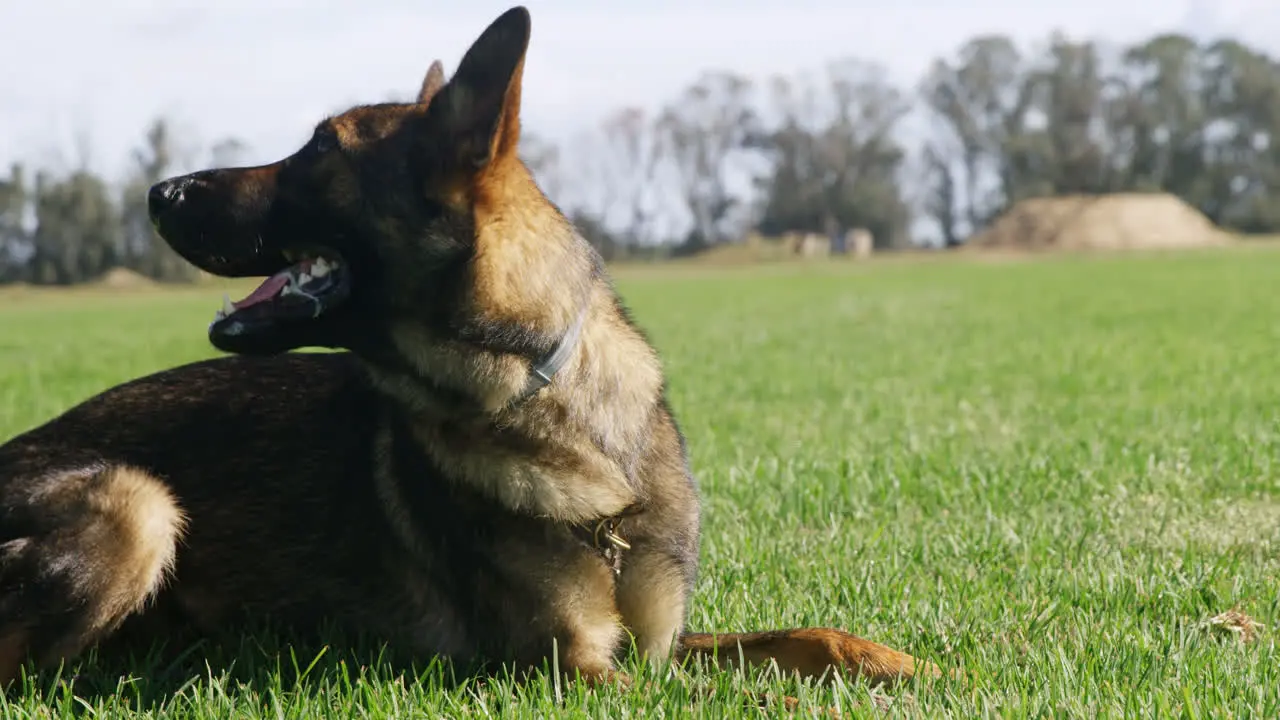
[222,294,235,316]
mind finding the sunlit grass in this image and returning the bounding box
[2,246,1277,717]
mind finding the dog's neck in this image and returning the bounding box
[510,303,590,405]
[367,280,663,525]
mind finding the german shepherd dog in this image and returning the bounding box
[0,6,935,696]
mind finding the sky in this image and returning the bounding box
[1,0,1278,185]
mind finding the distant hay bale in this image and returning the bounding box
[847,228,873,258]
[967,193,1235,253]
[95,267,156,289]
[794,233,830,258]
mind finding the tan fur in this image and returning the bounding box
[328,108,417,155]
[470,170,591,334]
[409,418,636,524]
[385,323,532,412]
[81,466,187,629]
[678,628,936,685]
[382,279,663,525]
[614,550,688,662]
[417,60,447,104]
[0,465,185,679]
[524,551,623,681]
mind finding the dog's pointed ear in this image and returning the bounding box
[426,6,531,170]
[417,60,446,105]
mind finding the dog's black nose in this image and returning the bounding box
[147,178,190,218]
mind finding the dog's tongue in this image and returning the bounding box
[232,270,291,310]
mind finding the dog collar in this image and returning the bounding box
[516,305,588,401]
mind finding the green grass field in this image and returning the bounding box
[1,247,1278,717]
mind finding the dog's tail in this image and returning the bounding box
[0,464,185,685]
[676,627,941,687]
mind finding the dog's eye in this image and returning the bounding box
[313,132,337,154]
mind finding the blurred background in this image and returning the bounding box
[1,0,1277,283]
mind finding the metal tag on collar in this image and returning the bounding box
[594,517,631,575]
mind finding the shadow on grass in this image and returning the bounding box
[6,619,494,715]
[5,626,919,717]
[5,608,945,716]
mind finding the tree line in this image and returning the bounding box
[3,28,1278,285]
[0,121,249,286]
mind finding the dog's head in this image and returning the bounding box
[149,6,587,361]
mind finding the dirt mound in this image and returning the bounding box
[967,193,1235,252]
[95,267,156,289]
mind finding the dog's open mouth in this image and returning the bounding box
[209,250,351,338]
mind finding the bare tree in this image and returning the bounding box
[593,107,663,244]
[757,58,913,248]
[653,71,766,251]
[920,143,961,247]
[918,35,1037,237]
[29,166,121,285]
[119,118,199,282]
[0,164,31,282]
